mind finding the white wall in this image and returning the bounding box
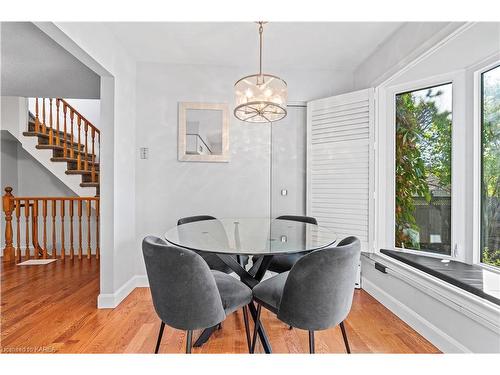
[354,22,465,89]
[134,62,353,276]
[40,22,138,307]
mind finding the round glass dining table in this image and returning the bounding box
[164,217,337,353]
[164,217,337,255]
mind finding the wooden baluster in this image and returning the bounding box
[84,121,89,171]
[86,199,91,259]
[56,99,60,146]
[78,200,83,260]
[32,199,39,259]
[42,98,46,134]
[2,187,15,262]
[48,98,53,145]
[52,199,57,259]
[60,200,65,260]
[69,107,74,159]
[42,200,48,259]
[15,200,21,263]
[91,129,96,182]
[95,199,100,260]
[77,118,82,170]
[69,200,74,260]
[34,98,40,133]
[24,199,30,260]
[63,105,68,158]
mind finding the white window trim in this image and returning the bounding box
[472,58,500,268]
[376,70,467,261]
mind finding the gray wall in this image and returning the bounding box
[1,131,18,194]
[3,135,75,196]
[271,106,307,218]
[0,22,100,99]
[134,62,354,275]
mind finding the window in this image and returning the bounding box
[395,83,453,255]
[480,65,500,268]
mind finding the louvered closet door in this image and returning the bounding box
[307,88,374,251]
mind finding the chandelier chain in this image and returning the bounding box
[258,22,264,77]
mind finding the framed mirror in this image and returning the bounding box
[178,102,229,162]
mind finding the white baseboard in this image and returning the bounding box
[97,275,149,308]
[362,277,471,353]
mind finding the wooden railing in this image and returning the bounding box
[32,98,100,181]
[2,187,99,262]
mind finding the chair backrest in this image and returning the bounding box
[177,215,216,226]
[277,236,361,331]
[276,215,318,225]
[176,215,232,273]
[142,236,225,330]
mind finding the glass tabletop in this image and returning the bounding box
[164,217,337,255]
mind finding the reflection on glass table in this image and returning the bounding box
[165,217,337,255]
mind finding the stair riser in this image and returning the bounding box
[82,174,99,183]
[66,161,99,172]
[53,149,96,161]
[38,136,84,151]
[28,123,72,141]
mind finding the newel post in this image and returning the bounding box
[3,187,15,262]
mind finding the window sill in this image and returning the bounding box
[379,249,500,306]
[361,251,500,332]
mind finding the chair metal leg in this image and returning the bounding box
[154,322,165,354]
[309,330,315,354]
[250,304,262,353]
[339,321,351,354]
[218,323,222,330]
[186,330,193,354]
[242,305,252,353]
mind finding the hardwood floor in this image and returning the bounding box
[0,258,439,354]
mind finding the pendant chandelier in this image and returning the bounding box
[234,22,288,123]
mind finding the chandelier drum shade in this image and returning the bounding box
[234,22,288,123]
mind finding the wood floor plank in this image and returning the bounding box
[0,258,440,354]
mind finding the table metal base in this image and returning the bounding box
[193,254,274,353]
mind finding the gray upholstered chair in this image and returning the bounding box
[142,236,253,353]
[177,215,248,273]
[253,215,318,274]
[251,236,361,353]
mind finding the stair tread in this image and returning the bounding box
[65,170,99,175]
[24,131,84,149]
[51,157,99,165]
[36,144,93,156]
[27,121,80,139]
[80,182,99,187]
[24,129,73,141]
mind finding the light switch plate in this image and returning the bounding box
[140,147,149,159]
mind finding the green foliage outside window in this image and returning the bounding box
[395,85,452,252]
[481,66,500,267]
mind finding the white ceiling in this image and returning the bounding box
[106,22,404,71]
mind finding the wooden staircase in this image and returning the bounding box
[23,98,100,196]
